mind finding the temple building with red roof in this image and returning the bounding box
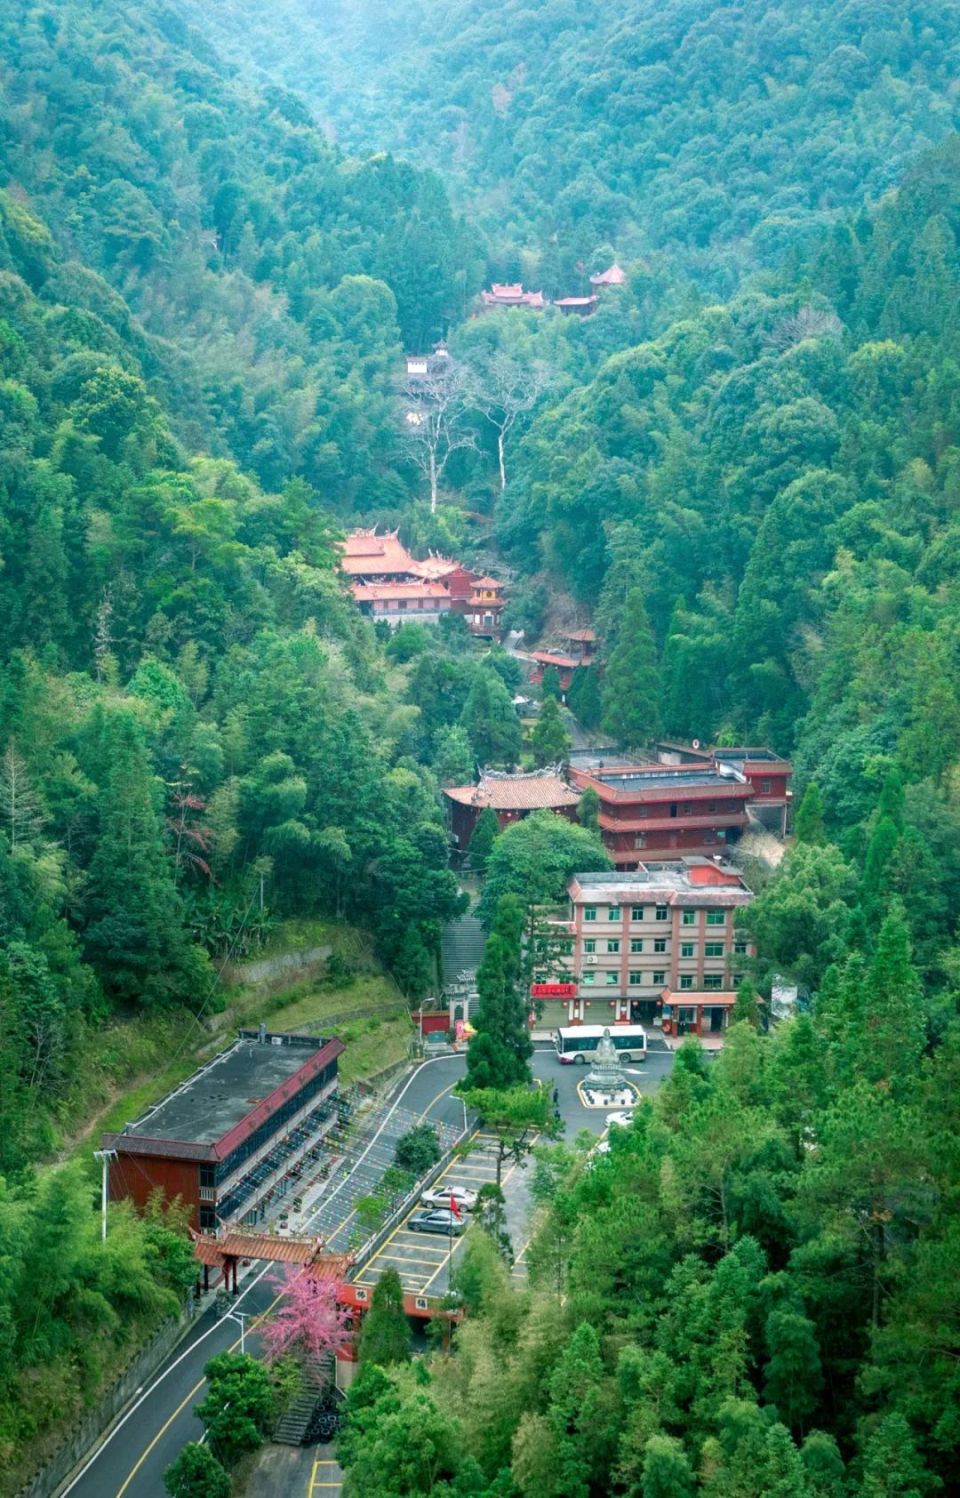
[102,1029,343,1232]
[339,529,420,583]
[480,283,547,311]
[554,295,598,317]
[444,768,581,848]
[567,763,756,864]
[352,580,454,626]
[339,531,507,635]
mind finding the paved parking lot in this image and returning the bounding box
[354,1130,531,1296]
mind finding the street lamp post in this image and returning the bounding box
[93,1148,117,1242]
[225,1310,249,1354]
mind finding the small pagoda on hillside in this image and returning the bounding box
[590,262,627,288]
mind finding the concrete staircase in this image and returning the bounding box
[440,913,486,986]
[273,1354,333,1446]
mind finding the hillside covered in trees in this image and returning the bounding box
[5,0,960,1492]
[1,0,482,505]
[188,0,960,295]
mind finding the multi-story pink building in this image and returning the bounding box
[533,860,754,1037]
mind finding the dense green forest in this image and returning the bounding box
[190,0,960,294]
[4,0,960,1491]
[1,0,483,503]
[340,911,960,1495]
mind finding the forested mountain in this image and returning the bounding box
[501,136,960,826]
[189,0,960,294]
[5,0,960,1492]
[1,0,483,506]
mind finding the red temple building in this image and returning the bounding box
[711,748,792,837]
[339,531,506,635]
[444,768,581,849]
[568,763,755,864]
[464,576,507,636]
[530,628,598,693]
[553,295,598,317]
[656,742,792,838]
[102,1030,343,1232]
[339,529,420,584]
[529,649,580,693]
[479,283,546,311]
[352,580,454,626]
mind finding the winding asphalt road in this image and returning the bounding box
[62,1045,673,1496]
[62,1056,473,1498]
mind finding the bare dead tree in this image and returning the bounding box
[471,352,555,493]
[0,739,44,850]
[764,305,843,351]
[401,356,479,514]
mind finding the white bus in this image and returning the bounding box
[554,1025,647,1065]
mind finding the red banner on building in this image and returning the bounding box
[530,982,577,998]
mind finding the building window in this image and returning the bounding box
[654,937,667,953]
[705,942,724,958]
[681,942,695,958]
[734,940,748,954]
[200,1206,217,1232]
[706,911,726,926]
[680,975,694,990]
[584,907,597,922]
[707,802,716,813]
[653,970,666,985]
[561,940,573,955]
[635,835,647,849]
[734,973,744,986]
[629,972,643,986]
[607,939,620,954]
[608,906,621,921]
[581,972,596,985]
[703,974,723,990]
[655,906,669,922]
[199,1165,216,1189]
[682,911,696,926]
[760,778,772,794]
[606,971,619,986]
[631,906,644,922]
[584,939,596,954]
[704,832,716,844]
[631,939,644,954]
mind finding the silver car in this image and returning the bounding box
[420,1185,478,1212]
[408,1208,467,1236]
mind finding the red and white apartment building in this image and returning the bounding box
[532,861,755,1040]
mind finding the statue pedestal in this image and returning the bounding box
[576,1028,640,1110]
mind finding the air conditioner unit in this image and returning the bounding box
[584,956,598,965]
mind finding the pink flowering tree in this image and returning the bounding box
[261,1269,351,1364]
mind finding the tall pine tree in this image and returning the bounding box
[601,588,662,749]
[83,710,207,1008]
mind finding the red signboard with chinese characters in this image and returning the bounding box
[530,982,577,997]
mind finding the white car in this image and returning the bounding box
[420,1184,479,1212]
[605,1110,635,1130]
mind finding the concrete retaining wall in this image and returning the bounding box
[15,1305,196,1498]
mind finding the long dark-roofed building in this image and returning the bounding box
[102,1028,343,1232]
